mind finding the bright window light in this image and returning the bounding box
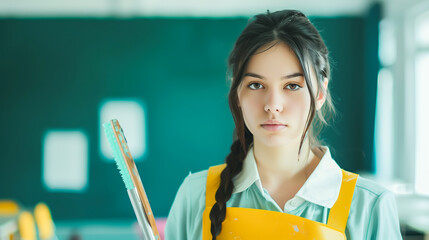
[379,19,396,66]
[99,99,146,162]
[43,130,88,192]
[375,68,394,180]
[415,52,429,195]
[415,11,429,47]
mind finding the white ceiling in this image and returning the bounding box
[0,0,377,17]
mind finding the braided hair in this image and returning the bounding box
[209,9,334,239]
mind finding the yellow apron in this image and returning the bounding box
[202,164,358,240]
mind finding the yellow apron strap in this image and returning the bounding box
[205,164,226,208]
[203,164,226,240]
[327,169,359,232]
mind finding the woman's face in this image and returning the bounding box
[237,42,322,148]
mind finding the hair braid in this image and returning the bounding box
[209,129,252,239]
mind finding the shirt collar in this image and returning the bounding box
[232,145,343,208]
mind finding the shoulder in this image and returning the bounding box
[172,169,208,207]
[181,169,209,194]
[170,164,227,212]
[181,164,225,191]
[355,176,389,196]
[352,175,396,210]
[346,175,402,239]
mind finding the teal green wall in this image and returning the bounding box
[0,15,376,220]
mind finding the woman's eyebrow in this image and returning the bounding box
[243,72,304,80]
[282,72,304,79]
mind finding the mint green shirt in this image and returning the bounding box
[165,146,402,239]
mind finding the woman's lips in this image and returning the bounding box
[261,124,287,131]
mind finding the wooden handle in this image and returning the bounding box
[113,120,160,238]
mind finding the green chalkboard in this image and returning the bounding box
[0,13,378,220]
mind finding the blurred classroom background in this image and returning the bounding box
[0,0,428,239]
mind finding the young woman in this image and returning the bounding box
[165,9,402,240]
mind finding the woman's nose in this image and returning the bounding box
[264,105,283,112]
[264,90,284,113]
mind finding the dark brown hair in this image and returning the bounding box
[209,9,335,239]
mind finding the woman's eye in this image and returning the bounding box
[286,84,301,91]
[248,82,263,90]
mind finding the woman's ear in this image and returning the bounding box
[316,78,328,110]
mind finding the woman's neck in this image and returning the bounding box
[253,138,318,187]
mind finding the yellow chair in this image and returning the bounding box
[18,211,36,240]
[34,202,55,240]
[0,200,19,215]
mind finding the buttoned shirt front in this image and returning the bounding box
[165,146,403,240]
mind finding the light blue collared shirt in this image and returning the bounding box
[165,146,402,239]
